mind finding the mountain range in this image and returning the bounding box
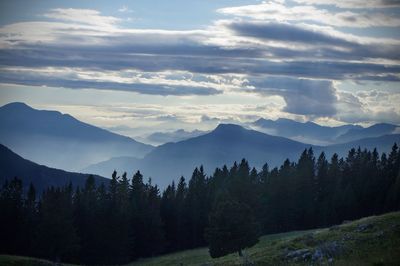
[85,124,400,188]
[0,143,108,192]
[145,129,208,146]
[1,102,399,189]
[0,102,153,172]
[252,118,398,145]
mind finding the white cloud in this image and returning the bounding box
[217,1,400,27]
[118,6,133,13]
[293,0,400,9]
[0,6,399,126]
[335,90,400,124]
[44,8,120,28]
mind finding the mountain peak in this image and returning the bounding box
[1,102,33,111]
[214,123,245,132]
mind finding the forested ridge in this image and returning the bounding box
[1,144,400,264]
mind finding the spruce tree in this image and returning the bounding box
[206,196,259,258]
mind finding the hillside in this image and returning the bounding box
[131,211,400,265]
[0,102,153,171]
[0,143,108,192]
[1,211,399,265]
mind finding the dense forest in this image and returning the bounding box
[1,144,400,264]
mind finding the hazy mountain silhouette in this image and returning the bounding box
[253,118,361,145]
[85,123,400,188]
[146,129,208,145]
[0,143,108,192]
[320,134,400,157]
[0,102,153,171]
[85,124,314,187]
[336,123,399,143]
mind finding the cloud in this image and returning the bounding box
[245,77,338,116]
[227,21,354,47]
[217,1,400,27]
[118,6,133,13]
[44,8,120,28]
[293,0,400,9]
[0,67,222,96]
[0,6,399,124]
[336,90,400,124]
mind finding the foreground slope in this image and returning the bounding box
[0,102,153,171]
[0,144,108,192]
[2,211,398,265]
[131,211,400,266]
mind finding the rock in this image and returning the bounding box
[319,241,343,257]
[311,248,323,262]
[356,223,373,232]
[299,234,318,246]
[342,233,354,241]
[329,225,340,231]
[285,248,312,262]
[328,257,334,264]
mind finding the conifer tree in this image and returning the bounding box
[206,195,259,258]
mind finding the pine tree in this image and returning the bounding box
[205,196,259,258]
[35,185,80,262]
[0,177,24,254]
[186,166,209,247]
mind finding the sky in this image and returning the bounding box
[0,0,400,140]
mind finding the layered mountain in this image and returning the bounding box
[253,118,399,145]
[320,134,400,158]
[336,123,399,143]
[0,143,108,193]
[0,102,153,171]
[253,118,361,145]
[85,124,314,187]
[145,129,208,145]
[85,123,400,188]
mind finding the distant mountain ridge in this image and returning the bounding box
[2,102,399,190]
[85,123,400,188]
[85,124,315,187]
[0,143,108,192]
[0,102,153,171]
[336,123,399,143]
[253,118,398,145]
[146,129,208,145]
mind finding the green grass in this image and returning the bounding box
[130,212,400,266]
[0,255,60,266]
[1,212,400,266]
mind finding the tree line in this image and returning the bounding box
[1,144,400,264]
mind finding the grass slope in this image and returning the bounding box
[131,212,400,266]
[1,212,399,266]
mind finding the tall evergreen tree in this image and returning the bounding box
[206,195,259,258]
